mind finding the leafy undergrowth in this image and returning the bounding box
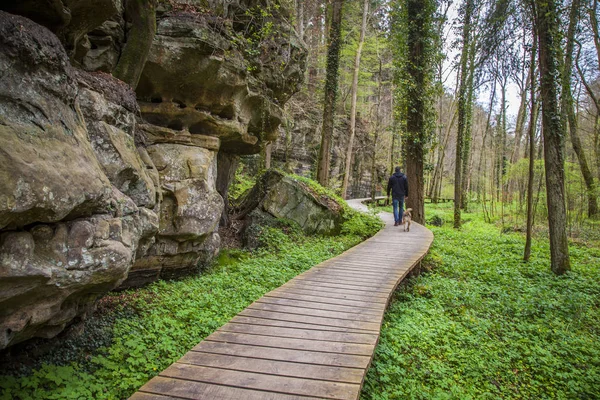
[0,210,381,400]
[228,162,256,201]
[362,204,600,399]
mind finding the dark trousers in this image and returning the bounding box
[392,197,405,223]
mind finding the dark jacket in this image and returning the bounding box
[387,172,408,200]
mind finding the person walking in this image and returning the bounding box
[387,166,409,226]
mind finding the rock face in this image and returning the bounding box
[121,133,223,288]
[0,0,306,349]
[236,170,344,237]
[136,3,306,155]
[0,11,157,349]
[121,0,306,286]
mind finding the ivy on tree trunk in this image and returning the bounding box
[532,0,571,274]
[316,0,344,187]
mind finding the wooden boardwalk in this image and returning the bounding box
[131,199,433,400]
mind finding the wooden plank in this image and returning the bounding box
[269,287,389,304]
[178,352,365,384]
[297,271,397,285]
[302,271,404,284]
[299,274,394,287]
[293,275,396,290]
[255,296,384,317]
[160,363,361,400]
[305,264,400,275]
[129,393,179,400]
[263,291,386,310]
[305,267,403,279]
[238,309,381,331]
[191,341,372,369]
[286,279,391,294]
[325,257,407,266]
[281,282,390,299]
[310,264,407,275]
[205,331,374,356]
[292,279,394,293]
[138,376,314,400]
[217,322,379,345]
[230,315,380,334]
[311,264,401,274]
[314,262,408,279]
[247,302,382,323]
[263,292,384,311]
[316,262,410,278]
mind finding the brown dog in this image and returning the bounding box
[402,208,412,232]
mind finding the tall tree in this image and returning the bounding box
[524,30,538,262]
[532,0,571,274]
[395,0,437,224]
[575,40,600,185]
[341,0,369,199]
[316,0,344,187]
[296,0,305,40]
[562,0,598,218]
[454,0,475,228]
[371,54,384,201]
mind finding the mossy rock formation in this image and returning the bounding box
[0,0,306,349]
[236,170,345,237]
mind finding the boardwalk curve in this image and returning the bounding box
[131,199,433,400]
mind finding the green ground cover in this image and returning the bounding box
[0,200,382,400]
[362,203,600,399]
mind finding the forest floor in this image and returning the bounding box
[2,200,598,399]
[362,202,600,399]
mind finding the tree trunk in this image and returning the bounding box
[402,0,435,224]
[511,75,530,164]
[524,34,538,262]
[589,0,600,69]
[562,0,598,218]
[460,43,476,211]
[430,105,456,202]
[574,41,600,185]
[316,0,344,187]
[307,1,323,89]
[584,0,600,184]
[533,0,571,274]
[216,152,239,227]
[499,79,508,225]
[370,57,383,201]
[265,142,272,170]
[341,0,368,199]
[389,132,397,176]
[296,0,304,40]
[476,81,497,201]
[113,0,156,88]
[454,0,474,228]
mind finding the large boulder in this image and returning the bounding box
[0,12,155,349]
[236,170,345,236]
